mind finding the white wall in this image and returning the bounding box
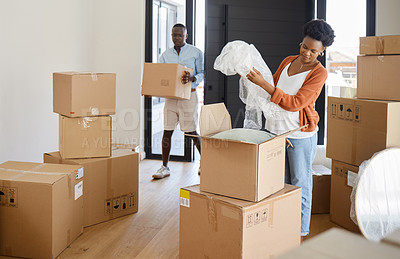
[376,0,400,36]
[0,0,145,163]
[0,0,94,163]
[91,0,145,154]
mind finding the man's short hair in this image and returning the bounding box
[173,23,186,32]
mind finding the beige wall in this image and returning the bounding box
[376,0,400,36]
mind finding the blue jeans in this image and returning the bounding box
[285,134,317,236]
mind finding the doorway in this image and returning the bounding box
[144,0,205,162]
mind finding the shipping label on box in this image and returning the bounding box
[327,97,400,166]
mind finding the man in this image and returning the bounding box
[152,23,204,179]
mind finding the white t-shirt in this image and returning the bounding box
[265,63,318,139]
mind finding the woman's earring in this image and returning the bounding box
[299,42,303,47]
[319,52,324,56]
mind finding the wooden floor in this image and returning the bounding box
[1,159,342,259]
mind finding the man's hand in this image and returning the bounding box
[181,71,195,84]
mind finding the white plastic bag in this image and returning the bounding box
[214,40,283,129]
[350,148,400,242]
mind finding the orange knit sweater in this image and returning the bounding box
[270,55,328,132]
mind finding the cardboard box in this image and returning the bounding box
[326,97,400,166]
[179,184,302,259]
[53,72,116,117]
[0,161,84,259]
[43,149,139,227]
[59,115,111,159]
[199,103,298,202]
[382,229,400,248]
[360,35,400,55]
[276,228,400,259]
[357,55,400,101]
[311,165,331,214]
[141,63,192,100]
[330,160,360,233]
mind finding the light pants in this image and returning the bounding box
[285,133,317,236]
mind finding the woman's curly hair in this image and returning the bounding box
[303,19,335,47]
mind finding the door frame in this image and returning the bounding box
[315,0,375,145]
[144,0,194,161]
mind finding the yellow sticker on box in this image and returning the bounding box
[180,189,190,208]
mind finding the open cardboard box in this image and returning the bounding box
[196,103,302,202]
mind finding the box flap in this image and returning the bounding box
[200,103,232,136]
[259,126,305,144]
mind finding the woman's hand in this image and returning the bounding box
[246,67,275,95]
[246,67,265,86]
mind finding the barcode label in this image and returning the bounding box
[180,197,190,207]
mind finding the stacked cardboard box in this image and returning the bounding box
[311,164,331,214]
[326,35,400,232]
[179,103,303,258]
[50,72,140,227]
[53,72,116,159]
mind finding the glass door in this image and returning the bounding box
[145,0,191,161]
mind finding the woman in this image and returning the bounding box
[247,19,335,239]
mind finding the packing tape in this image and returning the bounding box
[0,167,71,181]
[78,117,93,129]
[376,36,384,54]
[207,197,218,232]
[91,72,98,81]
[1,165,79,200]
[90,107,99,116]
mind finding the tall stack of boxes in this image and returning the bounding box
[179,103,303,258]
[48,72,139,227]
[326,36,400,232]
